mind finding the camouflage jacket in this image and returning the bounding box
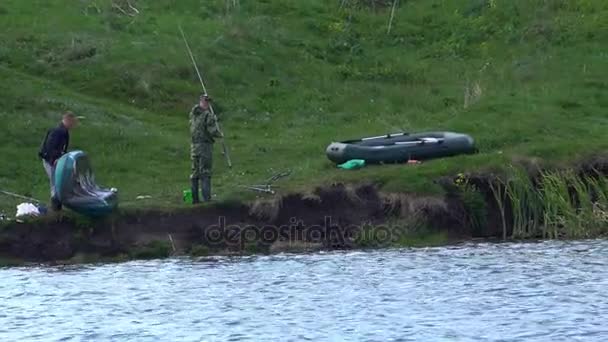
[189,105,222,147]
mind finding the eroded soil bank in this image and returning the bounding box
[0,184,480,264]
[1,157,607,265]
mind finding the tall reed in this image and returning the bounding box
[539,171,575,238]
[488,177,508,240]
[504,166,543,239]
[584,173,608,233]
[455,174,487,236]
[503,167,608,239]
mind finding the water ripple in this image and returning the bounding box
[1,240,607,341]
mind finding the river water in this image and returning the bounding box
[1,240,606,341]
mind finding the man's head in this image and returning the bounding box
[62,111,79,130]
[199,94,211,110]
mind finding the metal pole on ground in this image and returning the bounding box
[0,190,42,204]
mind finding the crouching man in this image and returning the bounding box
[39,111,79,210]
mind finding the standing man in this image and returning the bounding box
[39,111,79,210]
[190,94,222,203]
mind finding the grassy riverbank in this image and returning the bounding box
[1,0,608,215]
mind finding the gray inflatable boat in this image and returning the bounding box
[326,132,476,164]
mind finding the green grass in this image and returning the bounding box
[0,257,25,267]
[354,219,450,248]
[129,240,173,260]
[1,0,608,214]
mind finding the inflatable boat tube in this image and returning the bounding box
[54,151,118,216]
[326,132,476,164]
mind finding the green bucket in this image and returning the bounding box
[183,189,193,204]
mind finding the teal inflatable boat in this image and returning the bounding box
[326,132,476,164]
[54,151,118,216]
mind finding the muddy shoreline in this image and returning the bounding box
[0,184,484,264]
[1,157,607,265]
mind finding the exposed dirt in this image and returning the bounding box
[2,156,607,264]
[0,183,470,263]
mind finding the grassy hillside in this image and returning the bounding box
[1,0,607,213]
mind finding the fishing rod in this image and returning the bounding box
[178,24,233,168]
[0,190,42,204]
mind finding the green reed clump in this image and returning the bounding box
[539,171,577,238]
[502,166,608,239]
[589,176,608,226]
[504,166,543,239]
[582,173,608,234]
[488,177,508,240]
[455,173,487,236]
[539,170,608,238]
[570,173,600,237]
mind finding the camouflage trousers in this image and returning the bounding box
[191,143,213,180]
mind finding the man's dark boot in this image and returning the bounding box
[51,196,62,211]
[202,176,212,202]
[191,178,200,204]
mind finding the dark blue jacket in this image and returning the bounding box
[39,123,69,164]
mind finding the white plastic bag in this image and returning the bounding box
[16,203,41,218]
